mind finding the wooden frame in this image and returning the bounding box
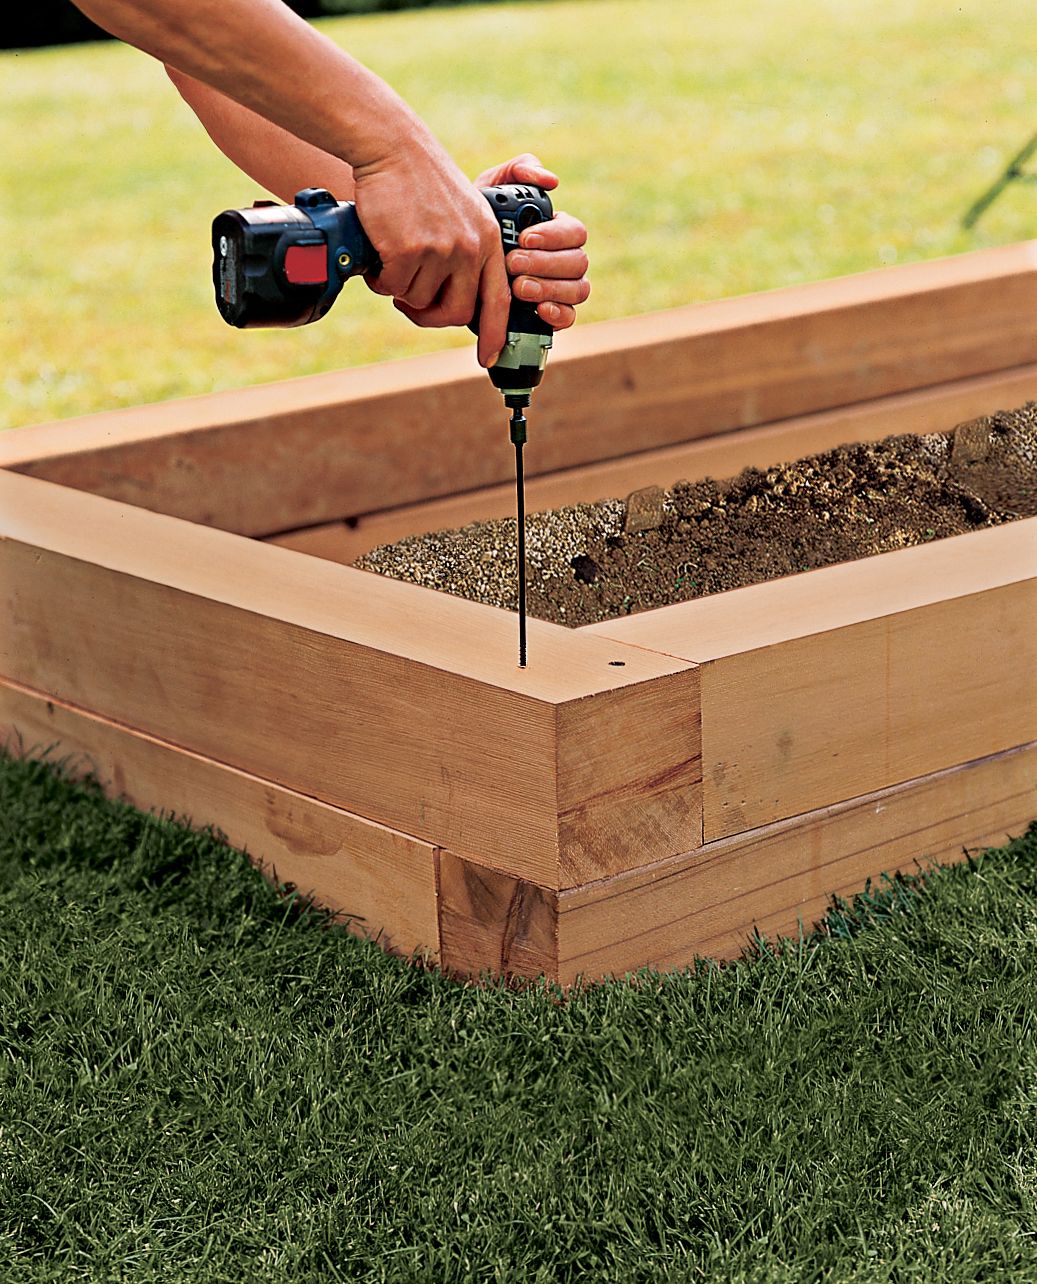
[3,243,1036,983]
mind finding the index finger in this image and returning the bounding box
[476,252,510,368]
[519,211,587,251]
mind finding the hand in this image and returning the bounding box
[474,154,590,331]
[353,128,510,367]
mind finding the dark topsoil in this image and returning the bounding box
[355,402,1037,628]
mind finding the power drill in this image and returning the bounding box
[211,184,555,668]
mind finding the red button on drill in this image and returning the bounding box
[283,244,327,285]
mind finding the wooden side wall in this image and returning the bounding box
[556,743,1037,984]
[4,244,1036,536]
[0,471,700,889]
[268,364,1037,565]
[588,520,1037,841]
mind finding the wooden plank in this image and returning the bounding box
[5,244,1036,536]
[267,364,1037,564]
[0,677,440,960]
[587,517,1037,660]
[556,673,703,885]
[587,519,1037,840]
[557,742,1037,984]
[696,580,1036,841]
[0,471,700,888]
[437,851,557,981]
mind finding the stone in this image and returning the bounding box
[951,417,993,466]
[623,485,666,534]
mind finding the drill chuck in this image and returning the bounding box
[489,330,553,401]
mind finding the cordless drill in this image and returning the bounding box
[212,184,555,667]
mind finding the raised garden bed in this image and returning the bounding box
[3,243,1036,984]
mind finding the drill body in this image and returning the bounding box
[212,183,554,403]
[473,186,554,409]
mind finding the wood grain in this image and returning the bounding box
[556,671,703,885]
[1,472,700,887]
[587,520,1037,839]
[6,244,1036,536]
[267,364,1037,564]
[557,742,1037,984]
[0,677,440,960]
[437,851,557,981]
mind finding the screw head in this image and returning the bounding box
[337,251,352,270]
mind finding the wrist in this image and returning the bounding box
[336,64,429,176]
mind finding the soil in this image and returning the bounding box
[354,402,1037,628]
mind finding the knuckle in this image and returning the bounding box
[459,230,481,260]
[373,269,402,296]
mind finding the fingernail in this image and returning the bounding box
[542,302,561,323]
[509,252,531,273]
[521,233,544,249]
[518,279,542,301]
[487,349,502,368]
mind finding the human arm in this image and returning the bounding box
[165,67,358,205]
[167,72,591,333]
[71,0,512,363]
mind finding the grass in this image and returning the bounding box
[3,0,1037,426]
[2,750,1037,1282]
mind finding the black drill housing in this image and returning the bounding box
[212,183,554,360]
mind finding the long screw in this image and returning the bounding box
[510,406,528,668]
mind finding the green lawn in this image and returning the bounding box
[3,753,1037,1282]
[3,0,1037,427]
